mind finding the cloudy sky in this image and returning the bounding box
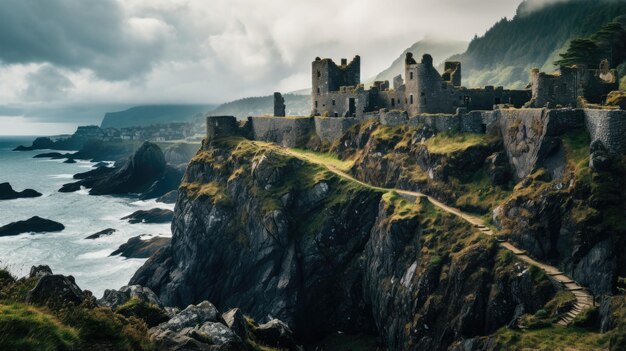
[0,0,558,134]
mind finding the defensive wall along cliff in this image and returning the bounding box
[206,108,626,160]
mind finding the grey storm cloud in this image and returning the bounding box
[0,0,168,80]
[22,65,74,101]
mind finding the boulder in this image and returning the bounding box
[26,274,84,307]
[0,182,42,200]
[589,140,612,171]
[254,319,297,349]
[122,208,174,224]
[149,301,245,351]
[85,228,117,239]
[64,158,77,164]
[29,265,53,279]
[222,308,249,340]
[110,236,171,258]
[98,284,163,310]
[0,216,64,237]
[159,301,224,333]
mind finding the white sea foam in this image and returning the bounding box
[0,139,172,298]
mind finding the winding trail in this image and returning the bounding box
[283,148,594,326]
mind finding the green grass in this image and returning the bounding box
[115,298,169,328]
[0,303,80,351]
[0,268,154,351]
[289,148,354,172]
[455,170,512,213]
[492,325,609,350]
[424,132,492,154]
[180,181,231,206]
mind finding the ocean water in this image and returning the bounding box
[0,136,173,297]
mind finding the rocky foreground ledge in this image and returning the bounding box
[0,265,300,350]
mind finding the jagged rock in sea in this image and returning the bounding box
[59,141,184,199]
[85,228,117,239]
[33,152,71,159]
[110,235,171,258]
[122,208,174,224]
[13,137,56,151]
[0,182,42,200]
[0,216,64,236]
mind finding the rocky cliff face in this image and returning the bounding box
[132,136,557,349]
[333,115,626,299]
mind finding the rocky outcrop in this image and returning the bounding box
[85,228,117,239]
[26,274,84,307]
[13,137,57,151]
[122,208,174,224]
[148,301,246,351]
[99,285,164,310]
[131,138,556,349]
[29,265,53,279]
[0,216,64,236]
[110,236,171,258]
[33,152,74,159]
[157,190,178,204]
[0,182,41,200]
[163,143,199,167]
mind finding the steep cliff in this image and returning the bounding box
[132,135,559,349]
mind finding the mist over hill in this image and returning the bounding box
[372,39,468,84]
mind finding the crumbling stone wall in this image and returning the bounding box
[248,116,314,148]
[584,109,626,155]
[206,116,240,145]
[314,117,359,142]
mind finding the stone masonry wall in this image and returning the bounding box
[584,109,626,155]
[314,117,359,142]
[248,116,314,148]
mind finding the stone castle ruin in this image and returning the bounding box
[216,52,626,157]
[311,53,531,118]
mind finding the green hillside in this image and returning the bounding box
[447,0,626,89]
[100,104,215,128]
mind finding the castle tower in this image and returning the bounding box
[404,53,446,115]
[311,55,360,115]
